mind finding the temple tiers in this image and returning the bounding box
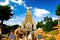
[25,8,32,24]
[21,7,36,31]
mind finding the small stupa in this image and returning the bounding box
[35,28,45,36]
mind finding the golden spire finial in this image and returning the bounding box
[27,6,31,10]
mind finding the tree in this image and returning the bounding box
[43,20,53,32]
[56,4,60,23]
[36,16,58,32]
[2,24,11,34]
[36,21,43,29]
[1,24,19,34]
[0,5,13,33]
[56,4,60,15]
[44,16,52,23]
[53,20,58,26]
[11,25,19,31]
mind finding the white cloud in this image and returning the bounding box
[10,0,29,9]
[23,3,27,8]
[0,0,9,6]
[9,18,17,21]
[0,0,15,10]
[23,4,31,9]
[0,0,31,9]
[10,6,14,10]
[10,0,24,5]
[33,8,50,17]
[23,2,32,9]
[4,16,24,26]
[52,17,58,21]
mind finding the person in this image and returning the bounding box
[9,31,15,40]
[0,29,1,40]
[38,34,43,40]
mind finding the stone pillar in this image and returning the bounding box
[22,35,25,40]
[58,16,60,24]
[32,31,35,40]
[26,31,28,40]
[21,21,25,29]
[33,21,36,31]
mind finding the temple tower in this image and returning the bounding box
[21,7,36,32]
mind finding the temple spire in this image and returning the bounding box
[25,7,33,24]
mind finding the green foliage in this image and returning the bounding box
[43,16,54,32]
[44,36,49,39]
[11,25,19,31]
[36,21,43,29]
[0,5,13,33]
[2,24,11,34]
[2,24,19,34]
[43,20,53,32]
[44,35,55,40]
[48,30,58,35]
[36,16,58,32]
[56,4,60,15]
[44,16,52,23]
[49,36,55,40]
[53,20,58,26]
[57,4,60,9]
[0,5,13,20]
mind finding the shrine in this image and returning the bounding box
[14,7,36,40]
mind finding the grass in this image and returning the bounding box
[48,29,58,35]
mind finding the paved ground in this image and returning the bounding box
[1,38,7,40]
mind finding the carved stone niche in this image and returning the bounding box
[26,22,32,29]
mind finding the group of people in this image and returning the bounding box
[1,26,43,40]
[8,31,24,40]
[8,26,24,40]
[8,26,30,40]
[8,31,32,40]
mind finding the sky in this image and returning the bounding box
[0,0,60,25]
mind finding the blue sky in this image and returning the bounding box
[0,0,60,25]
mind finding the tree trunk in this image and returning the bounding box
[1,20,4,34]
[0,20,3,40]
